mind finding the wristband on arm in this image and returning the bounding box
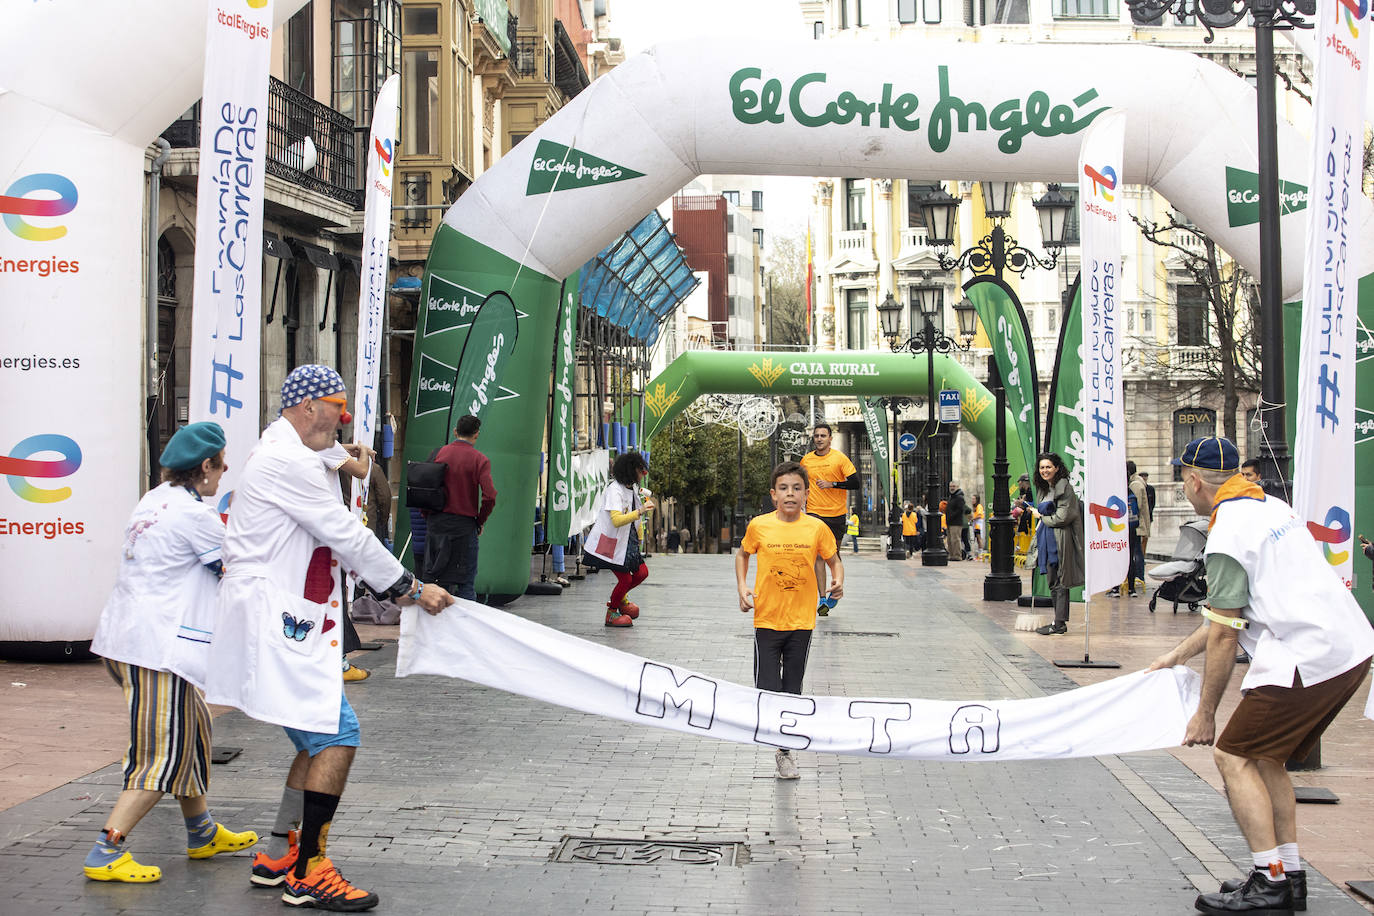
[1201,608,1248,630]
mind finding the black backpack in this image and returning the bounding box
[405,448,446,511]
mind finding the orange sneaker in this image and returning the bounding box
[281,856,379,911]
[249,830,298,887]
[618,598,640,619]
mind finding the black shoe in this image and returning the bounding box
[1034,622,1067,635]
[1219,869,1304,912]
[1236,650,1252,664]
[1106,587,1121,597]
[1195,868,1294,915]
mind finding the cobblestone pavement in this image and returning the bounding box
[0,552,1367,915]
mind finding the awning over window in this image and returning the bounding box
[579,211,698,346]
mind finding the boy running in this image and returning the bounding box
[735,461,844,780]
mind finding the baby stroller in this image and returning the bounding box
[1146,518,1209,614]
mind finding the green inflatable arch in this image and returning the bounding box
[641,350,1030,515]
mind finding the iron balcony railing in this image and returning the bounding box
[162,77,361,209]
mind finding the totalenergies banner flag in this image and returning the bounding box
[1294,0,1368,589]
[188,0,275,509]
[545,275,580,544]
[1077,110,1130,595]
[351,74,400,524]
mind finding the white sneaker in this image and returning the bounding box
[774,748,799,780]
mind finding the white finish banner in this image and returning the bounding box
[1078,110,1130,595]
[1295,0,1367,589]
[351,75,400,522]
[188,0,275,510]
[398,603,1202,760]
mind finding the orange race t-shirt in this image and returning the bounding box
[741,511,838,631]
[800,449,857,518]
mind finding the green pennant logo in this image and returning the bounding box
[1225,166,1308,228]
[526,139,645,195]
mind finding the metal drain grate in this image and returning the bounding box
[553,836,743,866]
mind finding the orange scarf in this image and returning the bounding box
[1208,475,1265,529]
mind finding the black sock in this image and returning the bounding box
[295,790,341,878]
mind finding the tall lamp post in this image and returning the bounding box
[916,181,1074,593]
[1123,0,1307,491]
[880,290,978,566]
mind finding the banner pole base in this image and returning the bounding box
[1054,656,1121,669]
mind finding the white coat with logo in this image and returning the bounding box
[207,417,406,733]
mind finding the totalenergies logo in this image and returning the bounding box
[1083,164,1117,202]
[1087,495,1127,533]
[1308,505,1351,566]
[0,434,82,503]
[374,137,394,179]
[0,173,78,241]
[1337,0,1367,37]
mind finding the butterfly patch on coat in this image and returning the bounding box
[282,613,315,641]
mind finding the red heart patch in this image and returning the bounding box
[322,617,336,633]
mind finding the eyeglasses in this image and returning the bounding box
[316,395,353,425]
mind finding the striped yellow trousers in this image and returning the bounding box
[105,660,211,797]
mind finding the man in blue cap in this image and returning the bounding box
[208,365,454,911]
[1149,435,1374,915]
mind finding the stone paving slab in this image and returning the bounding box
[0,553,1363,915]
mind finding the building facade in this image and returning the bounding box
[799,0,1303,547]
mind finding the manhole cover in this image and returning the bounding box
[553,837,742,866]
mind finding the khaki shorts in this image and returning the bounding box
[1218,658,1371,763]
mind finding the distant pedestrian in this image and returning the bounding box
[945,482,968,560]
[1150,435,1374,915]
[584,451,653,627]
[1031,453,1084,636]
[801,423,859,611]
[846,509,860,553]
[902,502,919,557]
[1361,534,1374,591]
[426,415,497,602]
[735,461,843,780]
[1110,460,1151,597]
[972,496,985,554]
[1240,458,1263,484]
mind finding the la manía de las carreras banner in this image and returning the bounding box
[398,601,1203,761]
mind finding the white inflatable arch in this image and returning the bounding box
[407,38,1374,597]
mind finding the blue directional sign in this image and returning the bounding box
[898,432,918,452]
[938,389,961,423]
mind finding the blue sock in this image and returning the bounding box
[185,811,216,847]
[85,829,124,867]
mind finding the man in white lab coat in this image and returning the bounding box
[208,365,453,911]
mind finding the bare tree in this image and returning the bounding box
[764,233,810,348]
[1130,212,1262,441]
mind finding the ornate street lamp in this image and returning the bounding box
[885,293,974,566]
[1124,0,1309,491]
[878,293,912,560]
[980,180,1017,220]
[918,181,1070,280]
